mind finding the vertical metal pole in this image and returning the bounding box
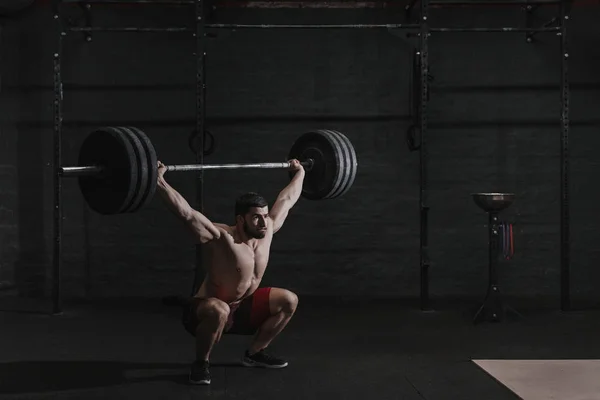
[193,0,206,293]
[488,212,499,310]
[52,1,64,315]
[419,0,430,311]
[559,0,570,311]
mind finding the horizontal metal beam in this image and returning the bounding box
[10,82,600,93]
[212,0,579,7]
[68,27,192,32]
[68,24,420,32]
[57,0,409,4]
[431,26,561,32]
[429,0,560,5]
[16,117,600,130]
[60,0,193,4]
[213,1,399,8]
[207,23,419,29]
[53,0,595,6]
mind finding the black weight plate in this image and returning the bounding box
[288,130,342,200]
[316,130,347,199]
[78,127,138,215]
[323,130,357,199]
[118,127,149,213]
[126,126,158,212]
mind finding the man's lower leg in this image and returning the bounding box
[189,313,227,385]
[195,316,226,362]
[248,309,294,354]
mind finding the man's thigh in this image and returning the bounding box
[227,287,273,335]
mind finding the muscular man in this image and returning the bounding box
[156,160,304,385]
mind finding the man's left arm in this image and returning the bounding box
[270,160,305,233]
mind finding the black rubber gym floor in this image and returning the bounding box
[1,297,598,400]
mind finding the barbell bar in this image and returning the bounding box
[165,160,315,171]
[59,126,358,215]
[60,160,315,176]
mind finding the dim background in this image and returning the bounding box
[1,1,599,310]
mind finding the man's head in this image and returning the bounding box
[235,192,269,239]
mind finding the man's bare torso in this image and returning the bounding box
[194,224,273,305]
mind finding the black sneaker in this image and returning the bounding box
[241,349,288,368]
[189,361,211,385]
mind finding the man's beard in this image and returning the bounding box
[243,220,266,239]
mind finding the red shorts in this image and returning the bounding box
[183,287,272,336]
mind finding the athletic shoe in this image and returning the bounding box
[241,349,289,368]
[189,361,211,385]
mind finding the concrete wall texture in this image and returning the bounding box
[1,3,599,308]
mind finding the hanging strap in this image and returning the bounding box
[503,222,514,260]
[509,223,514,259]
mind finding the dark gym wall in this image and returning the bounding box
[1,3,599,306]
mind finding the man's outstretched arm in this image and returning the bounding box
[156,161,221,243]
[269,160,305,233]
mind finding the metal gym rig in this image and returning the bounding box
[51,0,571,315]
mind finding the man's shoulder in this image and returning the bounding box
[213,223,234,235]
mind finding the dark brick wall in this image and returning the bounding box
[1,3,600,307]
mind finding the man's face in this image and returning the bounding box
[242,206,270,239]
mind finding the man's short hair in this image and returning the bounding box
[235,192,268,217]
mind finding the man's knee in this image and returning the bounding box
[281,290,299,314]
[197,298,230,325]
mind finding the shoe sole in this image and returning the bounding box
[241,358,288,369]
[189,378,211,385]
[189,373,211,385]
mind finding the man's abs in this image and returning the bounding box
[195,246,267,304]
[195,273,260,304]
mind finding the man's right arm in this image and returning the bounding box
[156,174,221,243]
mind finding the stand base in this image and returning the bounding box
[473,285,524,324]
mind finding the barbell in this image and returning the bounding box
[60,126,358,215]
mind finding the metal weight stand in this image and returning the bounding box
[405,0,571,312]
[471,193,522,323]
[51,0,571,316]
